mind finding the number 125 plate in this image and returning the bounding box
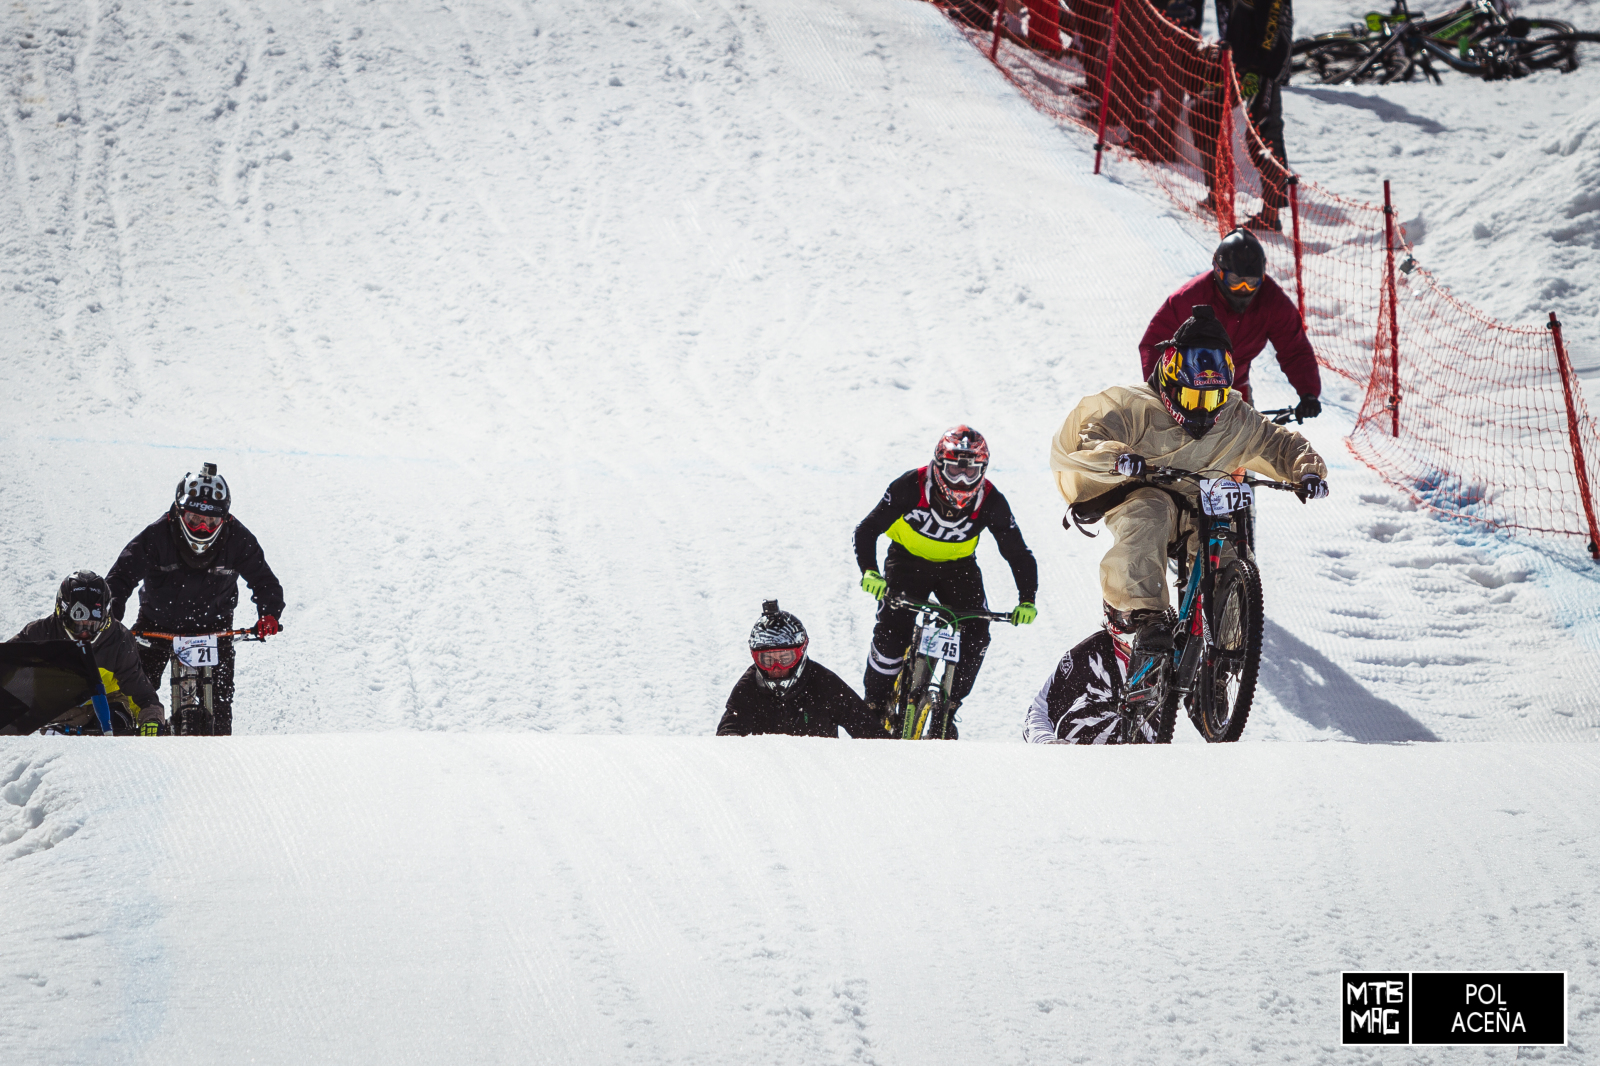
[1198,478,1254,515]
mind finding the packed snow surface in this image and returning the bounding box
[1,0,1598,1062]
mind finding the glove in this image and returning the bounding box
[860,570,887,601]
[1011,602,1038,625]
[1294,394,1322,421]
[1240,72,1261,100]
[1115,453,1146,477]
[140,721,160,737]
[255,615,281,637]
[1297,474,1329,502]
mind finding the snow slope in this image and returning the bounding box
[5,737,1598,1066]
[1,0,1598,1061]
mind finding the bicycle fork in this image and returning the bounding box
[170,658,216,736]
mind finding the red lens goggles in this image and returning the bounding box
[182,509,223,534]
[752,644,806,673]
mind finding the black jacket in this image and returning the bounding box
[1227,0,1293,78]
[9,616,166,718]
[718,661,886,738]
[854,468,1039,602]
[107,513,285,634]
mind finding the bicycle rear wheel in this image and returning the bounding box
[1192,560,1263,742]
[1291,36,1403,84]
[1505,20,1580,73]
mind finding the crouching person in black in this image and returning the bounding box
[718,601,887,738]
[107,463,284,736]
[8,571,168,734]
[1022,629,1128,745]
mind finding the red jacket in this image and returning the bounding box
[1138,272,1321,399]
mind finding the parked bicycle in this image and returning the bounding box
[133,628,264,736]
[881,594,1016,739]
[1104,467,1307,744]
[1291,0,1582,84]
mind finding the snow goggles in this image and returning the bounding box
[181,509,223,534]
[752,644,806,674]
[1221,270,1261,294]
[1177,386,1230,413]
[938,458,986,486]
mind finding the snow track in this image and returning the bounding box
[2,736,1598,1065]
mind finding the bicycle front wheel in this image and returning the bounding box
[1291,36,1398,84]
[1193,560,1263,742]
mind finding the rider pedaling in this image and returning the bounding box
[6,571,168,734]
[854,427,1039,730]
[106,463,285,736]
[1046,305,1327,721]
[718,600,886,738]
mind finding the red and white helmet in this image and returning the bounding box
[931,426,989,511]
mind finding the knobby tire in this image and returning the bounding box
[1192,559,1264,742]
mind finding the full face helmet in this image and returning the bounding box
[749,599,808,695]
[55,570,114,644]
[173,463,231,554]
[1211,228,1267,313]
[931,426,990,512]
[1153,305,1236,440]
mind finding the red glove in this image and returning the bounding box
[255,615,281,638]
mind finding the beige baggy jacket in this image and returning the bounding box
[1050,383,1328,612]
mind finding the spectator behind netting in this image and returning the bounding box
[1225,0,1294,231]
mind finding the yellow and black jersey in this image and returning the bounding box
[854,467,1038,601]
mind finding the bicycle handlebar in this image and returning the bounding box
[884,594,1018,625]
[132,628,266,642]
[1143,467,1304,494]
[1259,407,1299,425]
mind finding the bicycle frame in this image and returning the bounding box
[883,594,1013,739]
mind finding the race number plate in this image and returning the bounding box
[174,634,220,668]
[1198,477,1254,516]
[918,628,961,662]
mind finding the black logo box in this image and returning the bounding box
[1341,972,1566,1046]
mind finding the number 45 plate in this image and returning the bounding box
[918,628,961,662]
[174,635,220,668]
[1198,478,1254,516]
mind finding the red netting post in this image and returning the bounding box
[1287,175,1305,324]
[990,0,1005,60]
[1383,179,1400,437]
[1214,44,1237,235]
[1092,0,1126,176]
[1548,312,1600,558]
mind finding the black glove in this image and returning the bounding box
[1294,394,1322,421]
[1115,453,1146,477]
[1297,474,1329,503]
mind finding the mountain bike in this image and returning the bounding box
[133,627,264,736]
[1109,468,1306,744]
[881,594,1016,739]
[1291,0,1581,84]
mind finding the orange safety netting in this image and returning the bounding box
[933,0,1600,551]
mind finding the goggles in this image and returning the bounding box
[753,644,806,674]
[63,604,106,641]
[182,509,224,534]
[938,458,985,487]
[1177,386,1230,413]
[1220,270,1262,294]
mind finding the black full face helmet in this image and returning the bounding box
[1212,228,1267,313]
[55,570,114,644]
[749,600,808,696]
[173,462,231,555]
[1151,305,1236,440]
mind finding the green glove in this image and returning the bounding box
[860,570,887,600]
[1240,72,1261,100]
[139,720,161,737]
[1011,602,1038,625]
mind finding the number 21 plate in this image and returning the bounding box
[174,634,220,668]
